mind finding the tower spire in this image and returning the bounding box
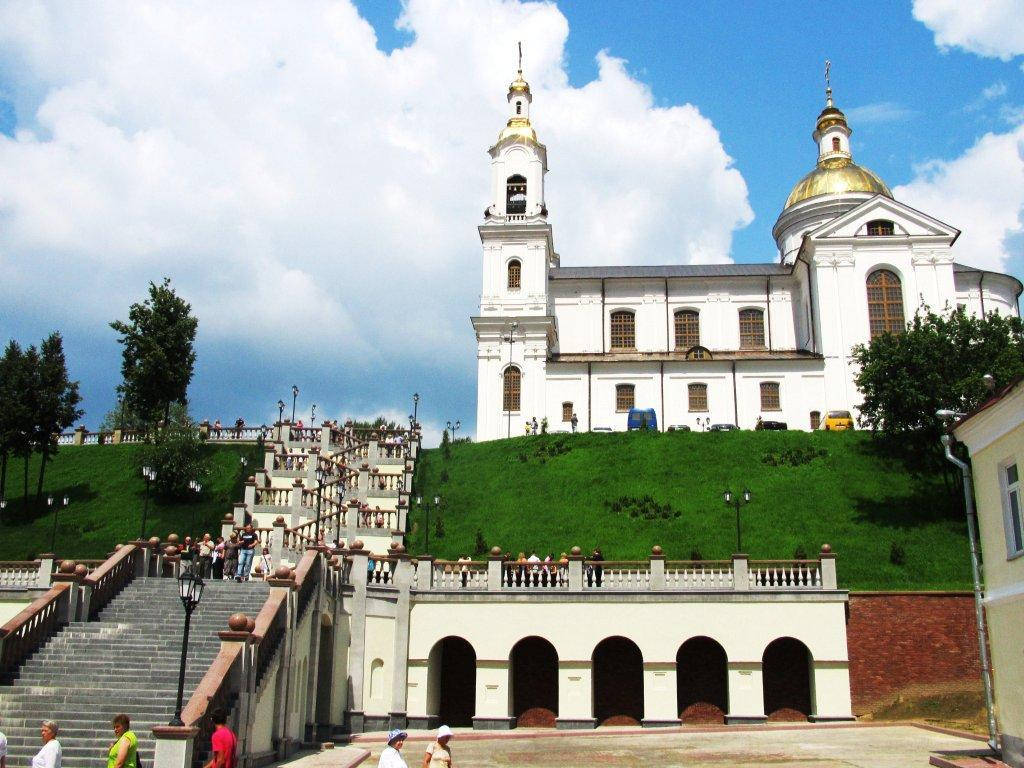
[824,59,833,107]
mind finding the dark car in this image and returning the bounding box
[709,423,738,431]
[757,420,788,430]
[667,424,691,432]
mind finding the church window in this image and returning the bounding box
[810,410,821,430]
[866,269,905,339]
[866,220,895,236]
[760,382,781,411]
[506,175,527,215]
[832,137,841,152]
[562,402,573,422]
[610,310,636,350]
[503,366,521,412]
[615,384,635,412]
[739,309,766,349]
[507,260,521,290]
[516,101,522,115]
[686,345,711,360]
[688,383,708,412]
[674,310,700,349]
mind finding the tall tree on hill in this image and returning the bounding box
[853,307,1024,469]
[110,278,198,436]
[0,341,31,501]
[32,333,83,502]
[16,344,41,512]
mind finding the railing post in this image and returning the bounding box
[368,433,379,461]
[232,502,247,530]
[649,546,665,590]
[217,614,254,763]
[346,499,360,543]
[50,563,84,622]
[568,546,584,590]
[37,554,54,588]
[487,549,503,591]
[281,420,292,450]
[732,553,749,591]
[358,463,369,504]
[264,446,276,473]
[221,515,236,541]
[150,727,198,768]
[403,462,414,493]
[820,544,837,589]
[112,428,123,445]
[290,479,304,526]
[243,477,256,519]
[144,537,161,577]
[320,426,331,452]
[396,499,408,533]
[348,542,369,732]
[271,517,287,565]
[73,425,86,445]
[409,432,420,460]
[416,556,435,590]
[306,449,318,488]
[199,420,210,440]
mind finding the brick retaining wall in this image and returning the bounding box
[847,592,982,713]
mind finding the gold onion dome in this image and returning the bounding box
[497,66,538,144]
[509,71,530,94]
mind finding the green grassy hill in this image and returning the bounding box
[0,444,262,560]
[409,431,969,591]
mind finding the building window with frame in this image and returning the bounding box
[832,136,841,152]
[615,384,635,412]
[507,259,521,290]
[866,219,895,236]
[810,410,821,430]
[866,269,905,339]
[562,402,573,422]
[610,310,636,350]
[688,383,708,412]
[674,309,700,350]
[739,308,766,349]
[506,175,527,214]
[1004,462,1022,557]
[503,366,521,412]
[760,382,780,411]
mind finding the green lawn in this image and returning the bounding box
[0,444,262,561]
[408,431,970,591]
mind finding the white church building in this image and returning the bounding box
[472,67,1022,441]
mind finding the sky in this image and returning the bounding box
[0,0,1022,445]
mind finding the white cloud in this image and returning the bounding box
[983,81,1008,101]
[894,124,1024,272]
[913,0,1024,60]
[844,102,916,124]
[0,0,752,375]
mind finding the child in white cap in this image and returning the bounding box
[378,729,407,768]
[422,725,453,768]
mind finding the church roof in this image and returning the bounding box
[549,263,792,280]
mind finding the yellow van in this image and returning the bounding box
[823,410,854,431]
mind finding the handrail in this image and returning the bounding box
[252,590,288,688]
[180,642,243,726]
[83,544,141,619]
[0,583,71,681]
[294,550,320,620]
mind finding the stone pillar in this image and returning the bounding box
[568,547,584,590]
[144,538,161,578]
[243,478,256,518]
[395,499,408,533]
[725,662,766,724]
[649,546,665,590]
[217,615,254,760]
[358,463,369,504]
[320,426,331,452]
[403,463,414,493]
[808,661,854,721]
[264,447,276,473]
[37,554,54,588]
[232,502,247,529]
[472,660,514,729]
[641,662,680,726]
[556,661,594,729]
[266,570,297,756]
[112,428,124,445]
[281,421,292,450]
[347,544,370,732]
[50,567,83,622]
[306,449,318,488]
[290,480,304,527]
[416,555,434,590]
[73,426,86,445]
[389,556,414,729]
[199,420,210,440]
[221,516,236,541]
[820,545,837,589]
[271,517,287,564]
[732,553,749,591]
[487,549,502,591]
[345,499,360,543]
[150,727,198,768]
[368,433,379,462]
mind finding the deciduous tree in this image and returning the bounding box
[32,333,82,501]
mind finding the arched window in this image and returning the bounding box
[674,310,700,350]
[516,101,522,115]
[866,220,895,236]
[688,383,708,412]
[610,311,636,349]
[503,367,521,412]
[506,175,527,214]
[760,382,781,411]
[562,402,573,422]
[739,309,766,349]
[810,411,821,430]
[507,259,521,290]
[831,136,841,152]
[615,384,634,413]
[686,345,711,361]
[866,269,905,339]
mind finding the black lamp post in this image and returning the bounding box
[723,488,752,553]
[48,494,69,554]
[412,393,420,427]
[315,466,327,544]
[169,568,205,726]
[446,420,461,442]
[140,466,157,540]
[0,498,6,524]
[311,403,317,427]
[291,385,299,423]
[277,399,285,424]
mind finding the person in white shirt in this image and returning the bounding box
[422,725,453,768]
[377,729,407,768]
[33,721,61,768]
[1,724,8,768]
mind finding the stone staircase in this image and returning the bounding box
[0,578,268,768]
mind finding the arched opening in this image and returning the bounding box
[314,620,334,727]
[866,269,905,339]
[516,101,522,115]
[592,636,643,726]
[831,136,841,152]
[369,658,385,701]
[507,259,521,290]
[503,366,521,413]
[762,637,813,721]
[506,175,527,214]
[866,219,895,236]
[676,637,728,723]
[511,636,558,727]
[427,636,477,727]
[685,345,711,361]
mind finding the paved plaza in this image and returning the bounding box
[346,724,988,768]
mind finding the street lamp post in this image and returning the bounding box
[169,568,205,726]
[412,393,420,428]
[277,399,285,424]
[140,466,157,540]
[47,495,70,554]
[188,480,203,536]
[503,322,519,438]
[0,498,6,524]
[429,496,440,554]
[291,385,299,423]
[722,488,752,553]
[311,403,317,427]
[315,466,327,544]
[446,420,461,442]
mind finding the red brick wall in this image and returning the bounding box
[847,592,982,713]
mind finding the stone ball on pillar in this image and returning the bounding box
[114,543,123,551]
[245,616,256,633]
[490,546,502,557]
[59,560,76,574]
[275,515,286,525]
[228,612,249,632]
[821,543,832,554]
[395,544,406,554]
[570,546,582,556]
[164,545,178,557]
[651,545,663,556]
[148,536,161,548]
[74,564,89,578]
[273,565,292,580]
[352,539,364,551]
[389,541,399,551]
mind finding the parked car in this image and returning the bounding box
[823,410,855,431]
[667,424,691,432]
[757,420,788,430]
[591,426,613,432]
[709,423,738,431]
[627,408,658,431]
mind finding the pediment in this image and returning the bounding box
[808,195,960,242]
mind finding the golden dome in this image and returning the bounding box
[509,71,530,94]
[497,116,537,144]
[784,156,892,208]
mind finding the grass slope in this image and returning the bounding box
[0,444,262,560]
[409,431,969,591]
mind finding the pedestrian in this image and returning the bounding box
[32,721,60,768]
[180,537,195,569]
[223,534,239,580]
[590,547,605,588]
[457,554,471,587]
[524,421,531,436]
[527,550,541,586]
[378,729,408,768]
[202,708,236,768]
[422,725,453,768]
[531,416,538,435]
[571,412,578,433]
[0,720,7,768]
[259,547,273,578]
[212,537,225,580]
[236,525,258,581]
[234,418,244,438]
[214,419,222,438]
[106,715,137,768]
[198,534,214,578]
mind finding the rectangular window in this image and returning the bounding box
[610,311,636,350]
[615,384,634,413]
[760,382,780,411]
[739,309,765,349]
[1005,462,1023,556]
[562,402,573,422]
[503,367,521,412]
[687,383,708,412]
[674,310,700,350]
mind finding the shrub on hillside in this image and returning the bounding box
[762,446,828,467]
[605,494,681,521]
[889,541,906,566]
[136,421,210,500]
[474,529,487,556]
